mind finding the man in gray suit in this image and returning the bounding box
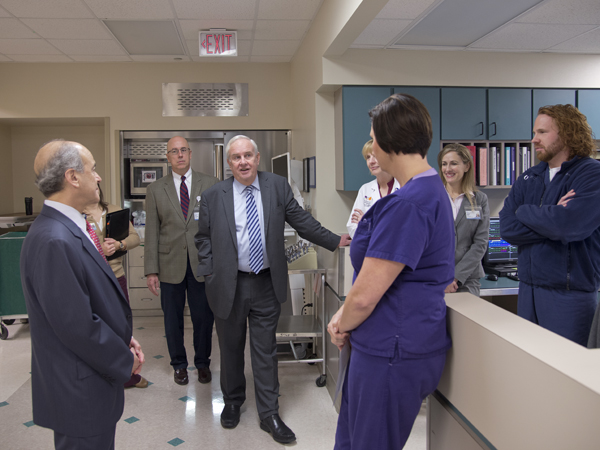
[195,135,350,444]
[145,136,218,385]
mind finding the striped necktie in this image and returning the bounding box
[86,221,108,264]
[245,185,263,273]
[180,175,189,219]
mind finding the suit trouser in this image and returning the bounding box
[334,347,446,450]
[54,427,115,450]
[214,270,281,420]
[160,257,214,370]
[518,282,597,346]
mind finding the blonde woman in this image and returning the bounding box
[346,139,400,238]
[438,143,490,296]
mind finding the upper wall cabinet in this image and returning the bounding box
[441,88,487,140]
[393,87,441,169]
[533,89,575,122]
[337,86,393,191]
[577,90,600,138]
[488,89,532,141]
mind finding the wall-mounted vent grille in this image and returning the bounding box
[162,83,248,117]
[129,142,167,158]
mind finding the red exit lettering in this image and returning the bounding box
[201,34,234,54]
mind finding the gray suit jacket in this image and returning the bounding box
[454,190,490,295]
[195,171,340,320]
[21,205,133,437]
[145,170,219,284]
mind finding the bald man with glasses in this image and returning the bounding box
[145,136,219,386]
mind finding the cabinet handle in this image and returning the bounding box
[490,122,497,137]
[478,122,484,136]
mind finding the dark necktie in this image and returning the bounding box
[180,175,189,219]
[245,186,263,273]
[86,221,108,264]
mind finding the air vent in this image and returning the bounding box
[162,83,248,117]
[129,142,167,158]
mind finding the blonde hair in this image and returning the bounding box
[438,143,477,209]
[361,139,373,160]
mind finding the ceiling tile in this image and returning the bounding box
[21,19,113,39]
[353,19,412,46]
[254,20,310,40]
[0,5,10,17]
[470,23,596,50]
[376,0,438,20]
[257,0,322,20]
[84,0,174,20]
[0,18,38,38]
[190,55,249,62]
[9,54,73,62]
[179,19,254,41]
[70,55,133,62]
[516,0,600,25]
[249,55,291,62]
[0,54,13,61]
[48,39,127,55]
[251,39,299,56]
[0,39,62,54]
[549,27,600,52]
[0,0,94,18]
[172,0,257,20]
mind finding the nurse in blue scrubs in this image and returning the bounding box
[328,94,455,450]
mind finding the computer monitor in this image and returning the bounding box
[483,217,518,265]
[271,152,291,185]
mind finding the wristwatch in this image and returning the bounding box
[119,241,124,250]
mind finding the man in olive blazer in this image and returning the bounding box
[145,136,219,385]
[195,135,349,444]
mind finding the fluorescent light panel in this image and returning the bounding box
[103,20,185,55]
[393,0,544,47]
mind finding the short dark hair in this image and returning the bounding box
[537,104,595,159]
[369,93,432,158]
[35,139,84,197]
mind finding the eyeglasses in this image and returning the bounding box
[167,147,190,155]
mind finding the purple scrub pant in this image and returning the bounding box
[334,346,446,450]
[518,282,597,346]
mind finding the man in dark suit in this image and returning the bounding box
[20,139,143,449]
[195,135,350,444]
[145,136,218,385]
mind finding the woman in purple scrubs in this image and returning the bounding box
[328,94,455,450]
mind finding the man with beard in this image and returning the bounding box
[500,104,600,346]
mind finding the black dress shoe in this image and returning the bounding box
[174,368,188,385]
[260,414,296,444]
[221,404,241,429]
[198,367,212,384]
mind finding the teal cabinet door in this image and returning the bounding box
[342,86,393,191]
[577,90,600,138]
[533,89,575,122]
[441,88,487,140]
[488,89,532,141]
[393,87,441,169]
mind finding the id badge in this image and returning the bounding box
[466,207,482,220]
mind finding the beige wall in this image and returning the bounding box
[0,62,292,204]
[0,125,13,214]
[8,126,105,214]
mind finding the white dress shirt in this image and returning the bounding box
[233,177,270,272]
[172,168,192,202]
[45,199,95,246]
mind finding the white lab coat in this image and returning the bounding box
[346,178,401,238]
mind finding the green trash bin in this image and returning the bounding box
[0,232,28,339]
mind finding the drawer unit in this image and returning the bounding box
[128,245,145,267]
[129,287,160,310]
[129,266,148,288]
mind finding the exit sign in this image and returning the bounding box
[199,30,237,57]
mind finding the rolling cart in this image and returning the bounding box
[0,232,28,340]
[276,268,328,387]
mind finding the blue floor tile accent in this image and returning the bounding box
[168,438,184,446]
[23,420,35,427]
[124,416,139,424]
[147,381,154,386]
[153,355,164,359]
[136,327,145,330]
[188,366,196,371]
[178,396,193,402]
[0,401,8,407]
